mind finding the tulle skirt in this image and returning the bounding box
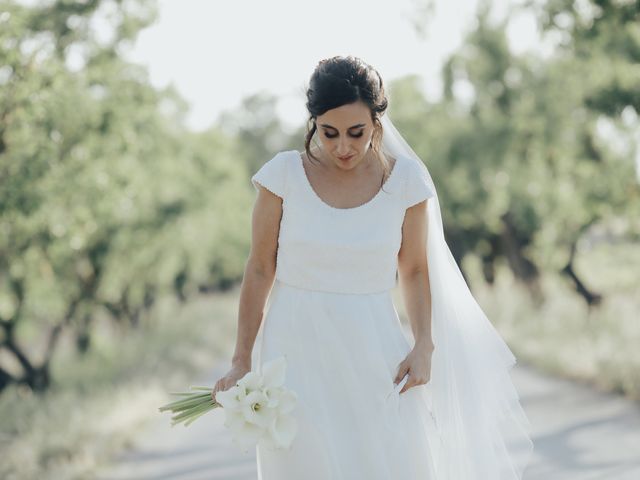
[253,279,440,480]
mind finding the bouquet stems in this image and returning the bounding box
[158,386,220,427]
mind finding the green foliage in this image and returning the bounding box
[388,2,638,293]
[0,0,257,392]
[1,0,638,402]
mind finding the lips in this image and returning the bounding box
[338,154,354,161]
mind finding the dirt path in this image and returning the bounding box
[94,361,640,480]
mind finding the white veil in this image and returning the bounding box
[380,114,535,479]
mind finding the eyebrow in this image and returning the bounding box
[319,123,365,130]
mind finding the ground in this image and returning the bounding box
[94,359,640,480]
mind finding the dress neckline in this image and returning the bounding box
[295,150,401,211]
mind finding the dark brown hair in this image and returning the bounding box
[304,55,391,187]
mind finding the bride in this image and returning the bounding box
[212,55,534,479]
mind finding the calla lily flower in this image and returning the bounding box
[158,355,298,451]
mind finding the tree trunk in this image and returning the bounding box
[500,212,544,304]
[561,241,603,307]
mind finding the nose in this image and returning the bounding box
[336,136,351,156]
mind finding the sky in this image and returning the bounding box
[124,0,543,133]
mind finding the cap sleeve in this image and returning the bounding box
[404,158,435,209]
[251,151,289,199]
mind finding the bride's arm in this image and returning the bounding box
[231,185,283,368]
[395,198,434,393]
[397,198,434,351]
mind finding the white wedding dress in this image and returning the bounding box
[250,149,531,479]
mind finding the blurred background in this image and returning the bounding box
[0,0,638,478]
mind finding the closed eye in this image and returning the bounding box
[324,131,364,139]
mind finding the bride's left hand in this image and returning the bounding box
[394,338,434,394]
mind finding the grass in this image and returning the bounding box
[0,284,241,480]
[469,241,640,401]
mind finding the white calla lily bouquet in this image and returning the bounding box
[158,356,298,452]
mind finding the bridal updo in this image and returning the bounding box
[304,55,390,174]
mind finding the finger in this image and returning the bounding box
[394,364,409,384]
[211,381,221,400]
[399,375,416,394]
[397,368,409,385]
[400,374,431,394]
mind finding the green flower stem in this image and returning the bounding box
[183,408,211,427]
[159,393,212,409]
[161,395,211,411]
[170,401,215,423]
[160,386,224,427]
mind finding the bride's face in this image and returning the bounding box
[315,101,375,170]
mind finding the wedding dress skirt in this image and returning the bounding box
[255,280,440,479]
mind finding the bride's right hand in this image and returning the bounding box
[211,363,251,403]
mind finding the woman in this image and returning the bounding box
[212,55,534,479]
